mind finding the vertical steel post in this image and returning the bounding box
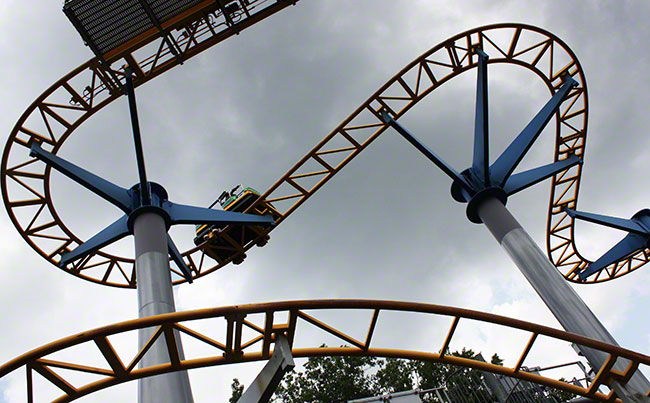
[476,196,650,402]
[134,212,194,403]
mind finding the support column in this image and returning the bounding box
[237,334,295,403]
[476,196,650,402]
[134,212,194,403]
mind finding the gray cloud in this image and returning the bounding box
[2,1,650,401]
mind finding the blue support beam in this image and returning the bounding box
[60,215,130,267]
[579,233,648,280]
[30,62,282,295]
[473,48,490,187]
[565,208,650,280]
[380,109,475,194]
[381,54,580,228]
[32,141,274,282]
[565,209,649,235]
[164,202,275,227]
[374,44,650,396]
[503,154,582,196]
[490,77,577,187]
[125,67,151,206]
[30,142,133,213]
[167,235,193,282]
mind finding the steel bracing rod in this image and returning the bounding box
[237,334,295,403]
[217,1,237,28]
[473,48,490,186]
[136,0,183,61]
[379,109,474,194]
[60,215,130,267]
[167,234,193,282]
[490,77,577,187]
[163,201,275,226]
[29,142,132,212]
[564,209,649,236]
[579,233,649,280]
[125,68,150,205]
[503,155,582,196]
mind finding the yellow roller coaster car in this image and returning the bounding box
[194,185,280,265]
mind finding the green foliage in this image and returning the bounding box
[375,358,414,393]
[547,378,576,402]
[490,353,504,366]
[269,347,489,403]
[272,353,379,403]
[229,378,244,403]
[228,347,576,403]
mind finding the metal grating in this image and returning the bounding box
[62,0,206,55]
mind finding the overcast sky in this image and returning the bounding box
[2,1,650,402]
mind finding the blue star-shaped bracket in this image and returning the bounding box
[564,208,650,280]
[29,68,274,283]
[380,47,582,223]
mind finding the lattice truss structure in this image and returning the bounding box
[1,0,298,287]
[6,23,632,288]
[1,300,647,402]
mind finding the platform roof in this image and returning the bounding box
[63,0,232,58]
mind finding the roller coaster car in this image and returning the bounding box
[193,185,280,265]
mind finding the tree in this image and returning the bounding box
[229,347,576,402]
[490,353,504,366]
[272,352,378,403]
[375,358,415,393]
[229,378,244,403]
[549,378,577,402]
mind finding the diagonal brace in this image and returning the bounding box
[125,68,150,205]
[579,233,648,280]
[490,77,577,186]
[60,215,130,267]
[380,109,475,194]
[30,142,133,213]
[503,154,582,196]
[472,48,490,186]
[167,235,193,283]
[565,209,649,236]
[237,334,295,403]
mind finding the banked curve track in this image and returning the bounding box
[1,299,646,402]
[4,22,633,287]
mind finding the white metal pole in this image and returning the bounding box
[476,196,650,402]
[134,212,194,403]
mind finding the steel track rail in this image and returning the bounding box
[1,0,300,288]
[2,299,645,402]
[249,23,643,284]
[4,22,634,286]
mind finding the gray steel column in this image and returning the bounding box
[237,334,295,403]
[476,196,650,402]
[134,212,194,403]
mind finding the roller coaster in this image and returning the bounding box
[2,1,650,401]
[4,19,643,287]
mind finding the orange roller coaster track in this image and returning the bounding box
[3,22,640,287]
[1,299,646,402]
[1,0,300,288]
